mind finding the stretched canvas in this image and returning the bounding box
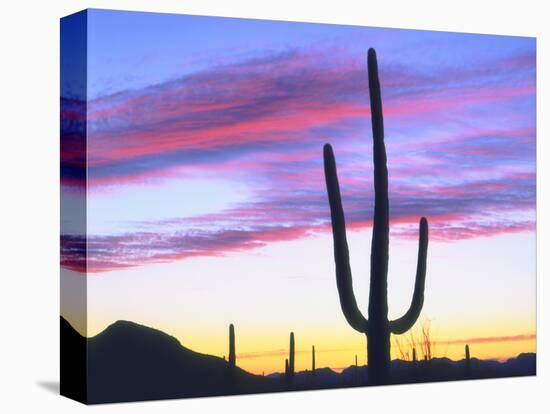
[60,9,536,404]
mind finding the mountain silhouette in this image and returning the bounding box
[61,317,277,404]
[266,367,342,388]
[60,317,86,401]
[61,316,535,404]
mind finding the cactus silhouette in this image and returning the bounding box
[310,345,316,385]
[411,347,418,379]
[465,344,471,376]
[228,324,236,367]
[323,48,429,385]
[312,345,316,372]
[289,332,295,382]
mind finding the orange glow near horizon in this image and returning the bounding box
[70,315,535,375]
[62,231,536,376]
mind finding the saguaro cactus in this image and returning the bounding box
[355,354,359,384]
[289,332,295,381]
[465,344,471,376]
[411,347,418,379]
[323,48,429,385]
[312,345,316,372]
[228,324,236,367]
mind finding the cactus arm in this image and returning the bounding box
[323,143,369,334]
[389,217,429,334]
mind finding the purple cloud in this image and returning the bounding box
[61,43,536,273]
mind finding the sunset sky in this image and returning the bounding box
[61,9,536,374]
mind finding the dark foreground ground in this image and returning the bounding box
[60,317,536,404]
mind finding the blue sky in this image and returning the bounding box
[60,9,536,372]
[85,9,535,98]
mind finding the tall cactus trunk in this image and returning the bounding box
[323,48,429,386]
[367,44,391,386]
[367,330,390,384]
[228,324,236,367]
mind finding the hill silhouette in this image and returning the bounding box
[61,317,278,404]
[60,317,86,401]
[61,316,536,404]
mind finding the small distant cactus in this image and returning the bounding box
[228,324,236,367]
[465,344,471,376]
[312,345,316,372]
[410,347,419,379]
[310,345,317,385]
[288,332,295,382]
[323,48,429,385]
